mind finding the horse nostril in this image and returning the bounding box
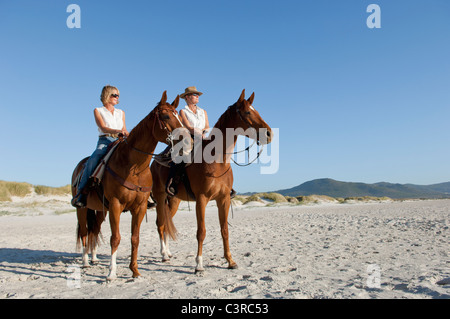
[266,130,271,138]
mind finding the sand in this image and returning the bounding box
[0,194,449,299]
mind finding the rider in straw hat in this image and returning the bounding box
[166,86,210,196]
[166,86,236,198]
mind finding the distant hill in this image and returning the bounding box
[275,178,450,199]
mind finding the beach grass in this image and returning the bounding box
[0,181,33,201]
[0,181,71,201]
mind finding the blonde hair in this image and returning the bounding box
[100,85,120,105]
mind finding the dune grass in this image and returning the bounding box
[0,181,71,201]
[34,184,71,196]
[0,181,32,201]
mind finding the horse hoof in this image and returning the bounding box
[195,268,205,275]
[132,272,141,278]
[228,264,238,270]
[162,258,170,263]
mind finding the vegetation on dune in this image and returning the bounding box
[0,181,71,201]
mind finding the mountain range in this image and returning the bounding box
[274,178,450,199]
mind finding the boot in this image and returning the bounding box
[71,190,88,208]
[230,188,237,199]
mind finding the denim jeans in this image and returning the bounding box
[77,136,117,192]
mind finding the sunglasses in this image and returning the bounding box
[111,94,120,98]
[189,94,199,97]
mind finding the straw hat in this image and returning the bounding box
[180,86,203,99]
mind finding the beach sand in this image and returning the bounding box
[0,194,449,299]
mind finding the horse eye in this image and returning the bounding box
[161,114,170,120]
[245,111,251,115]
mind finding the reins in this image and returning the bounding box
[106,106,184,192]
[122,107,183,157]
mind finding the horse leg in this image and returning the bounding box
[155,193,170,262]
[129,204,147,278]
[195,196,207,274]
[217,196,237,269]
[76,207,90,268]
[163,197,181,260]
[91,210,106,264]
[107,204,122,281]
[155,193,179,262]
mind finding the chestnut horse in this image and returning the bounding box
[71,91,185,280]
[150,90,273,273]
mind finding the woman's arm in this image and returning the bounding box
[94,108,128,136]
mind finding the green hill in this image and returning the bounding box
[275,178,450,199]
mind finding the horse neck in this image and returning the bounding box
[120,114,159,169]
[211,106,239,164]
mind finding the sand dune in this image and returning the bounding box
[0,194,449,299]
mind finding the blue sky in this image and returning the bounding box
[1,0,450,193]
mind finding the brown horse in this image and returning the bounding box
[71,91,185,280]
[150,89,273,273]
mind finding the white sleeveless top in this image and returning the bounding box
[96,106,124,135]
[182,105,206,129]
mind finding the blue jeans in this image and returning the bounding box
[77,136,117,192]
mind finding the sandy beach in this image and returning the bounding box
[0,194,449,299]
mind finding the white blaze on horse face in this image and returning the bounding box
[174,112,184,127]
[250,105,256,112]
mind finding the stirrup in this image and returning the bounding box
[230,188,237,199]
[165,178,177,196]
[71,193,87,208]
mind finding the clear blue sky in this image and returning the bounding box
[1,0,449,193]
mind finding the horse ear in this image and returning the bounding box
[171,95,180,108]
[247,92,255,105]
[160,90,168,105]
[237,89,246,103]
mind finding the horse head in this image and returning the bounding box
[151,91,187,146]
[234,89,273,145]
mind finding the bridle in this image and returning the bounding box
[105,105,185,193]
[227,103,265,166]
[123,106,184,157]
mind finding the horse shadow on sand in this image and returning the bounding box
[0,248,80,279]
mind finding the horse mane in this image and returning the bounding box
[126,104,159,144]
[113,104,158,163]
[212,102,237,131]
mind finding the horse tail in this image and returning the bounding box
[76,223,82,252]
[76,209,104,253]
[164,199,178,241]
[87,209,104,253]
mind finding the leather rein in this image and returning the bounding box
[106,107,184,193]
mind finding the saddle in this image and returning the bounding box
[72,140,123,210]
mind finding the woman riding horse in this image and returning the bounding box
[151,90,273,273]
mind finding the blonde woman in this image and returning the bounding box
[72,85,129,208]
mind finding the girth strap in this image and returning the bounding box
[106,165,152,192]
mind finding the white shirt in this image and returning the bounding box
[182,105,206,130]
[96,106,124,135]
